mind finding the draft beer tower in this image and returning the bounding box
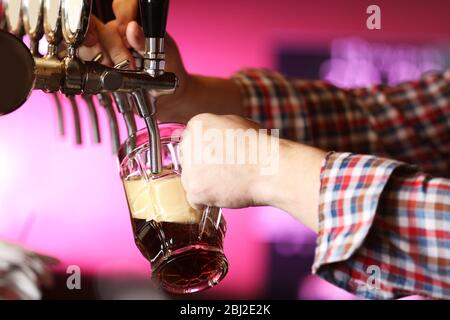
[0,0,176,168]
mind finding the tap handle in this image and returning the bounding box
[61,0,91,49]
[43,0,62,47]
[22,0,44,56]
[4,0,24,37]
[139,0,169,39]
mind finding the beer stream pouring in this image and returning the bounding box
[131,0,172,174]
[0,0,177,162]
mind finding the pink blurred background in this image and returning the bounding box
[1,0,449,299]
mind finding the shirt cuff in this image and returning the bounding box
[312,152,404,298]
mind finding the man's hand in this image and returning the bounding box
[180,114,264,210]
[180,114,326,231]
[79,0,244,123]
[80,0,192,121]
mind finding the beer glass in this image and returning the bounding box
[118,123,228,294]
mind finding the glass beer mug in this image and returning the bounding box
[118,123,228,294]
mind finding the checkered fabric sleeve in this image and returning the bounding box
[232,69,450,176]
[233,69,450,299]
[315,152,449,299]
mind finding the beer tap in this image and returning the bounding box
[0,0,178,162]
[60,0,92,145]
[79,51,102,145]
[22,0,66,137]
[96,90,121,154]
[112,60,137,153]
[86,51,121,154]
[92,1,138,155]
[4,0,23,37]
[42,0,67,137]
[21,0,42,55]
[81,93,101,144]
[131,0,172,174]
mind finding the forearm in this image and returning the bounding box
[157,75,244,124]
[253,139,326,232]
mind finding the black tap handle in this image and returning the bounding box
[139,0,169,38]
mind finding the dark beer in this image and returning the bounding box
[131,217,228,294]
[119,124,229,294]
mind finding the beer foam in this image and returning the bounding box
[124,175,202,224]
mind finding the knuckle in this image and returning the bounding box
[112,0,121,13]
[189,113,215,124]
[180,172,190,190]
[110,51,128,64]
[185,191,199,207]
[183,177,202,195]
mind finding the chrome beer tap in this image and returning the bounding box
[4,0,23,37]
[22,0,65,138]
[130,0,172,174]
[0,0,177,164]
[91,1,138,155]
[60,0,90,145]
[112,60,137,153]
[21,0,42,55]
[87,51,121,154]
[43,0,65,137]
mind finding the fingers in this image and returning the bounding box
[81,17,133,66]
[113,0,139,34]
[97,20,134,67]
[83,16,100,47]
[79,42,112,64]
[79,16,107,62]
[180,172,206,211]
[126,21,145,53]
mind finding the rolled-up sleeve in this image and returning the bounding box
[314,152,450,299]
[233,68,450,177]
[233,68,450,299]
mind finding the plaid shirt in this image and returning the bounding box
[233,69,450,300]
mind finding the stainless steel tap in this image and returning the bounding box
[4,0,23,37]
[112,60,137,142]
[132,0,172,174]
[26,0,65,138]
[43,0,83,144]
[0,0,177,165]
